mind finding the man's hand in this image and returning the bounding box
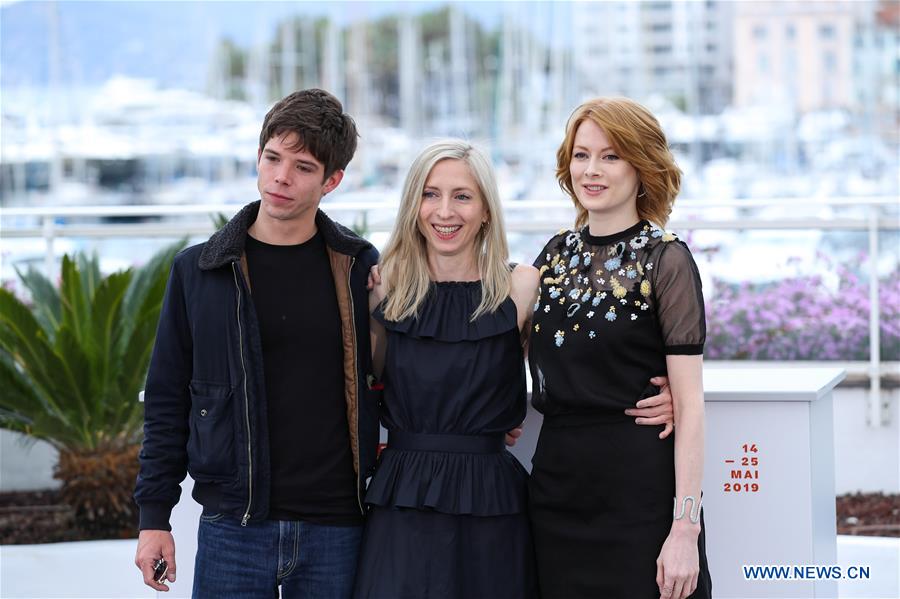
[625,376,675,439]
[367,265,382,290]
[135,529,176,591]
[505,426,523,447]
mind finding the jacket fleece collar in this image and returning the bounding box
[198,200,373,270]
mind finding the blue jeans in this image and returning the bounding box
[193,513,363,599]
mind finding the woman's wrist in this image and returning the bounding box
[670,518,701,537]
[670,493,702,537]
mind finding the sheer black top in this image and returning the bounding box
[528,220,705,416]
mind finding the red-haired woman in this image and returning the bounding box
[528,97,712,599]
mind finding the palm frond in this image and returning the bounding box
[14,266,61,339]
[121,239,186,347]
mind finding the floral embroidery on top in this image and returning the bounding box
[630,235,649,249]
[533,222,680,349]
[604,256,621,271]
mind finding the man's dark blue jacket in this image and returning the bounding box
[134,201,381,530]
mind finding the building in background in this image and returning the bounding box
[571,0,735,114]
[734,0,862,113]
[871,0,900,144]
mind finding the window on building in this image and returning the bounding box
[650,23,672,32]
[823,79,832,105]
[786,24,795,40]
[651,45,672,54]
[654,66,669,76]
[823,51,836,71]
[820,24,835,39]
[707,43,717,52]
[758,53,769,74]
[753,25,767,40]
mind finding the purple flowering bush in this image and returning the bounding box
[705,263,900,361]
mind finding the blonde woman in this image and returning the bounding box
[352,140,540,598]
[528,98,712,598]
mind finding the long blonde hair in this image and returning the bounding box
[380,140,511,322]
[556,97,682,228]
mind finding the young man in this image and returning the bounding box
[133,89,380,597]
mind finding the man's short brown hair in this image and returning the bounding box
[258,89,359,179]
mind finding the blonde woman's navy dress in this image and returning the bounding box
[528,221,712,599]
[353,281,538,599]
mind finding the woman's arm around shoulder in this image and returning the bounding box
[510,263,540,332]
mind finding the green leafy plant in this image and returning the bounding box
[0,241,186,538]
[210,212,230,230]
[351,211,370,239]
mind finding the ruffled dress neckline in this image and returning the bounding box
[373,280,518,343]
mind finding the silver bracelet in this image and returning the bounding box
[673,495,702,524]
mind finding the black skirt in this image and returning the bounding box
[528,415,712,599]
[353,506,538,599]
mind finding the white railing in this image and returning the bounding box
[2,196,898,425]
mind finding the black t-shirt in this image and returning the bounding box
[245,232,362,525]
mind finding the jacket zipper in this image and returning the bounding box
[232,263,253,526]
[347,256,364,515]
